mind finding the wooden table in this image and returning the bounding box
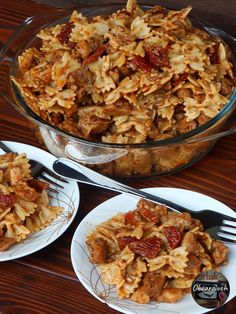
[0,1,235,313]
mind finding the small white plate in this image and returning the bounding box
[71,187,236,314]
[0,141,80,261]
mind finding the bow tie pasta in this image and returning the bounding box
[0,152,63,251]
[13,0,234,145]
[86,199,228,304]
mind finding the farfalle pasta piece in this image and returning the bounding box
[39,89,76,110]
[5,223,30,242]
[14,200,37,221]
[37,190,50,206]
[118,257,147,298]
[169,275,195,289]
[147,255,168,272]
[38,205,63,226]
[131,16,151,39]
[117,225,144,240]
[25,205,63,232]
[100,246,135,287]
[52,52,81,89]
[169,247,188,273]
[88,56,116,93]
[0,183,14,195]
[157,265,186,279]
[24,214,42,233]
[147,247,188,273]
[0,213,20,230]
[96,226,119,246]
[38,28,66,52]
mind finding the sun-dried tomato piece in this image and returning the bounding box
[83,46,107,64]
[128,237,161,259]
[210,43,220,65]
[174,104,185,114]
[132,55,154,72]
[124,210,141,225]
[117,236,137,250]
[0,192,17,209]
[163,226,183,249]
[57,22,75,45]
[145,46,170,68]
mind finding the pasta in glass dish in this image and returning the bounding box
[1,0,235,177]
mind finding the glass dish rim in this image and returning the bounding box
[9,2,236,150]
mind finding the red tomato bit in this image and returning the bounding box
[0,192,17,209]
[117,236,137,250]
[163,226,183,249]
[57,22,75,45]
[83,46,107,64]
[128,237,161,259]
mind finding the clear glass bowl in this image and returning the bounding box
[0,3,236,178]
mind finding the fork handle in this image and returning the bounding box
[0,141,13,153]
[53,158,191,214]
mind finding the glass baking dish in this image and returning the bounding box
[0,3,235,178]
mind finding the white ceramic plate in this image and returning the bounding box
[0,141,80,261]
[71,187,236,314]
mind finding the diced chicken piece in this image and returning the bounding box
[143,272,166,299]
[184,254,202,275]
[210,240,228,266]
[157,288,183,303]
[161,212,193,230]
[14,183,38,202]
[181,231,199,254]
[86,238,108,263]
[178,116,197,134]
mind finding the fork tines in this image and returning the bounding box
[40,174,65,189]
[223,217,236,226]
[42,167,69,184]
[48,186,59,195]
[217,235,236,245]
[217,225,236,244]
[220,224,236,235]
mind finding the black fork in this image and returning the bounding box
[0,141,68,194]
[53,157,236,244]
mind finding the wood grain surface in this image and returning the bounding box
[0,1,235,313]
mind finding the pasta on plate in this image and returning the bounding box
[86,199,228,304]
[0,152,63,251]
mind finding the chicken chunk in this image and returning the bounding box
[210,240,228,266]
[86,237,108,263]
